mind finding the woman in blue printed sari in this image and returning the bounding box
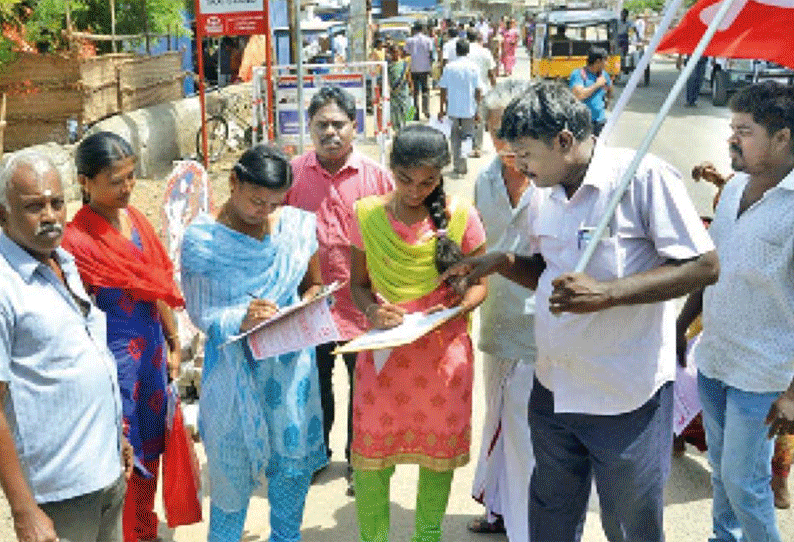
[181,144,327,542]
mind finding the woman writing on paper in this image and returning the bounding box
[349,124,488,542]
[180,145,327,542]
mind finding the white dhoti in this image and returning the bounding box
[472,354,535,542]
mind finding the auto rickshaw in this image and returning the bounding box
[531,9,622,80]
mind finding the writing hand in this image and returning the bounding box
[549,273,613,314]
[240,299,279,333]
[365,302,406,330]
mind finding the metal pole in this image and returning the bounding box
[574,0,737,274]
[194,0,209,168]
[600,0,684,144]
[294,2,306,153]
[263,0,276,141]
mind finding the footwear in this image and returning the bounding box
[311,463,328,484]
[467,515,506,534]
[673,435,686,458]
[771,474,791,509]
[468,149,482,158]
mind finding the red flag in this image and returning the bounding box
[657,0,794,70]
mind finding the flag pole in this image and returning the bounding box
[574,0,737,274]
[600,0,686,144]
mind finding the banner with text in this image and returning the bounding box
[197,0,266,36]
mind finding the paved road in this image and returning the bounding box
[2,48,792,542]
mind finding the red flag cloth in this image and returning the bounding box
[657,0,794,70]
[63,205,185,308]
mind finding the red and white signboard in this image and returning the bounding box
[196,0,266,36]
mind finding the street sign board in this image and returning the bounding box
[197,0,266,36]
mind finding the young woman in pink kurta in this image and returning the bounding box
[349,125,487,542]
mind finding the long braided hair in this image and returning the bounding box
[389,124,463,274]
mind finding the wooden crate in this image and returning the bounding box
[118,52,184,112]
[0,51,183,150]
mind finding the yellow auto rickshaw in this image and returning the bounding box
[531,9,621,80]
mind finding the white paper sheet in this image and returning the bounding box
[372,348,393,374]
[673,335,703,436]
[247,296,341,360]
[336,306,463,356]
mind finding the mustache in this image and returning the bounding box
[321,137,341,145]
[36,223,63,236]
[730,144,743,156]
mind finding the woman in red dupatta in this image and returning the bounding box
[62,132,184,542]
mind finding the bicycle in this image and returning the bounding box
[195,87,254,163]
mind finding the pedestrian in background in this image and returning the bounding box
[349,124,487,542]
[64,132,184,542]
[466,28,497,159]
[570,46,613,136]
[439,38,484,177]
[405,22,434,121]
[677,81,794,542]
[0,150,132,542]
[684,56,709,107]
[181,145,327,542]
[468,79,536,542]
[288,87,393,496]
[500,19,519,77]
[387,43,413,132]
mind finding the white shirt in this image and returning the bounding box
[439,56,483,119]
[525,147,713,415]
[696,170,794,393]
[333,34,348,59]
[468,42,496,92]
[634,19,646,42]
[475,157,538,361]
[443,38,458,62]
[478,22,492,44]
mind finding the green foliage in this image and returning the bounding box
[1,0,189,57]
[624,0,699,15]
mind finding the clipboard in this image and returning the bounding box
[221,281,343,347]
[334,306,463,355]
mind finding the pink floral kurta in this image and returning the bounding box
[349,200,486,471]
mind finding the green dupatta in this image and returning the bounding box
[356,195,469,304]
